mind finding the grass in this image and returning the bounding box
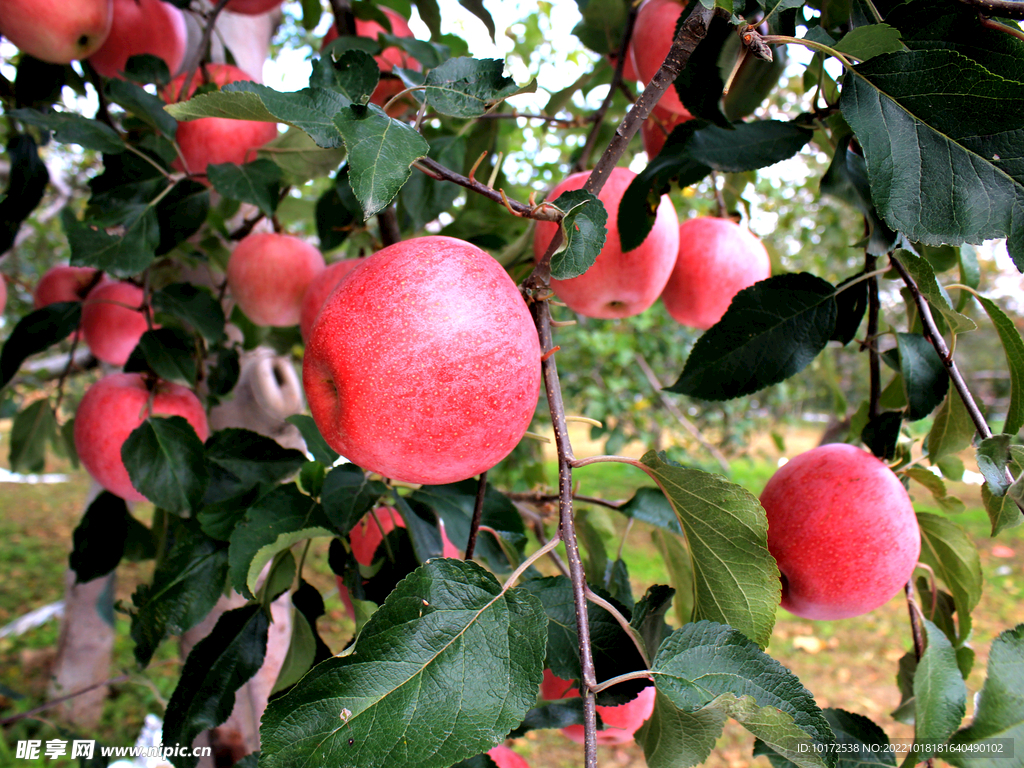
[1,423,1022,768]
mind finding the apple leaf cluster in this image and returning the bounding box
[0,0,1023,767]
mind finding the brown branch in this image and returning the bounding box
[464,470,488,560]
[957,0,1024,18]
[176,0,232,103]
[378,206,401,247]
[889,253,1024,519]
[328,0,356,36]
[905,581,926,660]
[413,157,563,221]
[978,12,1024,39]
[0,674,131,727]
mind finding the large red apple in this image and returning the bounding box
[322,7,422,111]
[540,670,656,745]
[74,372,209,502]
[630,0,691,116]
[81,280,152,366]
[227,232,325,327]
[641,103,693,159]
[33,266,104,309]
[299,259,361,342]
[87,0,187,79]
[661,216,771,331]
[304,236,541,485]
[0,0,112,64]
[487,745,530,768]
[224,0,284,14]
[163,63,279,177]
[532,167,679,319]
[760,443,921,620]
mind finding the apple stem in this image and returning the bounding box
[464,471,488,560]
[591,670,655,696]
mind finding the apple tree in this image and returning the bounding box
[1,0,1023,767]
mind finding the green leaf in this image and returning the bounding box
[507,699,588,739]
[205,428,307,495]
[260,559,546,768]
[124,327,198,386]
[917,512,981,642]
[421,57,526,117]
[667,273,837,402]
[637,688,727,768]
[652,530,695,627]
[163,604,269,768]
[862,410,904,461]
[334,103,429,217]
[548,189,608,280]
[948,624,1024,766]
[69,492,137,582]
[521,576,649,705]
[122,53,172,86]
[894,250,976,335]
[258,126,346,186]
[895,332,948,421]
[904,466,964,513]
[675,16,732,128]
[399,135,464,232]
[639,452,779,648]
[312,50,379,104]
[632,585,676,662]
[458,0,496,40]
[820,140,898,257]
[755,708,896,768]
[152,283,226,345]
[228,484,334,599]
[620,487,684,535]
[286,414,339,466]
[0,133,50,254]
[975,295,1024,435]
[650,621,835,768]
[831,272,869,346]
[105,78,177,137]
[154,179,209,256]
[904,619,966,765]
[130,517,229,667]
[927,390,975,464]
[272,607,317,695]
[122,416,209,513]
[0,302,81,390]
[840,49,1024,270]
[981,483,1021,537]
[320,464,389,534]
[9,399,58,474]
[10,108,125,153]
[207,160,282,218]
[976,434,1013,497]
[63,206,160,276]
[833,24,905,61]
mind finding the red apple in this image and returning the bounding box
[299,259,361,342]
[322,7,422,112]
[608,44,637,82]
[81,280,152,366]
[532,167,679,319]
[87,0,186,79]
[74,372,209,502]
[661,216,771,331]
[227,232,325,327]
[33,266,104,309]
[225,0,284,13]
[163,63,279,177]
[630,0,692,116]
[488,745,530,768]
[641,103,693,159]
[540,670,656,745]
[0,276,6,317]
[304,236,541,485]
[760,443,922,620]
[0,0,112,64]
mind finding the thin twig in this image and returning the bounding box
[905,581,926,660]
[586,587,650,667]
[414,158,563,221]
[0,674,131,726]
[465,470,488,560]
[957,0,1024,18]
[176,0,232,103]
[865,253,881,421]
[378,206,401,247]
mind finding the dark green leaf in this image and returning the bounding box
[976,434,1013,497]
[975,296,1024,435]
[894,250,975,335]
[312,49,379,104]
[820,140,898,256]
[917,512,981,643]
[548,189,608,280]
[667,273,836,401]
[631,585,676,661]
[271,605,317,695]
[981,483,1021,537]
[0,133,50,254]
[676,16,732,127]
[105,78,177,137]
[831,272,868,345]
[122,415,209,513]
[122,53,172,86]
[163,604,269,768]
[207,160,282,218]
[152,283,226,345]
[10,108,125,153]
[639,453,779,648]
[507,699,588,739]
[652,529,695,627]
[755,708,896,768]
[833,24,905,60]
[12,55,67,108]
[895,332,948,421]
[321,463,389,534]
[228,484,334,599]
[70,492,132,582]
[154,179,209,255]
[905,619,966,765]
[618,487,683,535]
[260,559,546,768]
[286,414,339,465]
[651,621,835,768]
[399,135,465,232]
[840,49,1024,270]
[205,428,307,492]
[458,0,496,40]
[259,126,346,185]
[861,411,903,460]
[638,688,728,768]
[124,327,198,386]
[130,517,229,667]
[0,302,82,390]
[421,57,525,117]
[9,399,58,474]
[683,120,813,175]
[63,206,160,276]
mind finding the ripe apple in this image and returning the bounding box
[74,372,209,502]
[630,0,692,116]
[641,103,693,159]
[224,0,283,13]
[540,670,656,745]
[227,232,325,327]
[488,745,530,768]
[304,236,541,485]
[34,265,104,309]
[299,259,361,342]
[81,280,152,366]
[322,7,422,111]
[87,0,187,79]
[163,63,279,177]
[661,216,771,331]
[0,0,112,64]
[532,167,679,319]
[0,276,6,317]
[760,443,922,620]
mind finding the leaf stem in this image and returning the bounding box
[592,670,654,695]
[464,470,488,560]
[760,36,857,68]
[501,533,562,592]
[586,587,650,668]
